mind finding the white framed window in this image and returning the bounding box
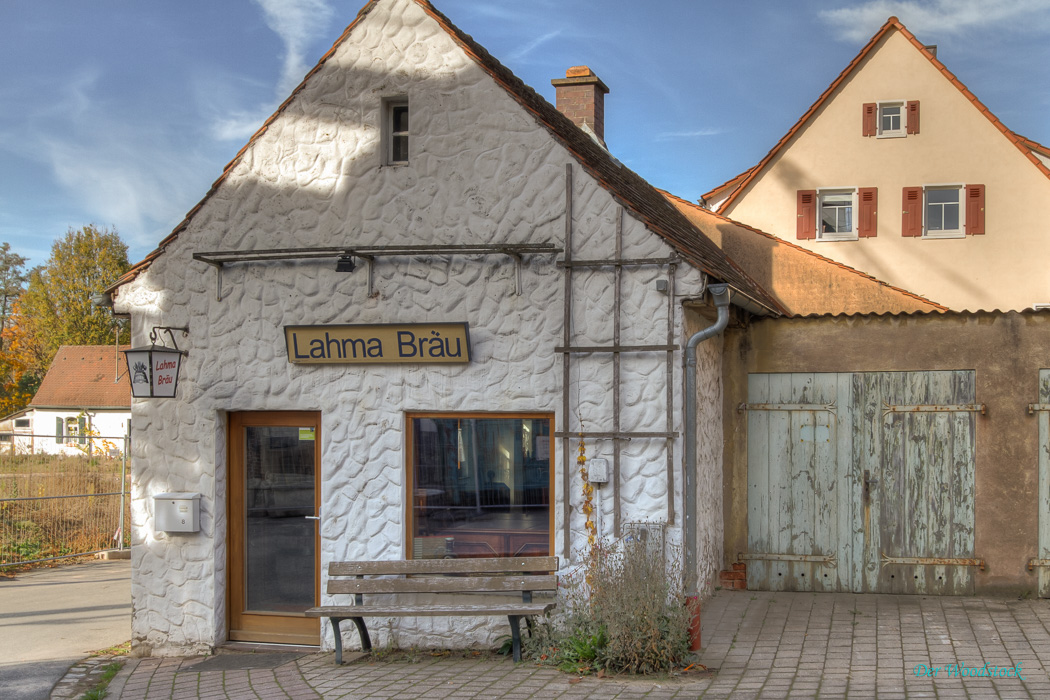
[924,185,964,238]
[877,100,905,138]
[382,97,409,165]
[817,188,858,240]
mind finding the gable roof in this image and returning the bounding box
[661,189,946,316]
[704,16,1050,212]
[30,345,131,410]
[106,0,783,315]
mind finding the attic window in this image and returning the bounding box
[864,100,919,137]
[878,101,905,137]
[384,97,409,165]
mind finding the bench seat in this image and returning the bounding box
[307,556,558,664]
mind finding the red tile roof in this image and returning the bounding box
[661,189,947,315]
[704,16,1050,211]
[106,0,783,315]
[30,346,131,409]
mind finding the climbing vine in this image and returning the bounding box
[578,436,596,550]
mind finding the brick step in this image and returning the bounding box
[719,564,747,590]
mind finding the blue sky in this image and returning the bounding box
[2,0,1048,268]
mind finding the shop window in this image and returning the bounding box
[408,413,552,559]
[383,97,409,165]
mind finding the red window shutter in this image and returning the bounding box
[858,187,878,237]
[902,187,923,237]
[907,100,920,134]
[862,103,877,136]
[966,184,985,235]
[797,190,817,240]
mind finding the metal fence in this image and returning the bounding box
[0,433,130,568]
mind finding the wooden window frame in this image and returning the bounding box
[405,411,555,560]
[923,184,965,239]
[876,100,907,138]
[816,187,859,241]
[383,96,409,165]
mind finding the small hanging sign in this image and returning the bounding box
[284,323,471,365]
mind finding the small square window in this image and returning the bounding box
[924,186,964,238]
[817,189,858,240]
[383,97,409,165]
[877,101,905,138]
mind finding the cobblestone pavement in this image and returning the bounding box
[70,590,1050,699]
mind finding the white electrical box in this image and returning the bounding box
[154,493,201,533]
[588,458,609,484]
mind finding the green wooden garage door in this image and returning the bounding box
[746,371,977,594]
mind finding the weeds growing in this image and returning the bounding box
[526,535,696,675]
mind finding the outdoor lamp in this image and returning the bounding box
[123,326,189,398]
[335,255,356,272]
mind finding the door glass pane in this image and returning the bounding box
[244,425,315,612]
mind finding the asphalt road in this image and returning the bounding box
[0,559,131,700]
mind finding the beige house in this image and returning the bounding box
[704,17,1050,312]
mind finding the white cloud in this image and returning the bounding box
[252,0,335,96]
[655,128,724,141]
[41,134,212,253]
[507,30,562,63]
[820,0,1050,42]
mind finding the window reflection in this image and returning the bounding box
[410,416,551,559]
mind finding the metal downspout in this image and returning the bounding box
[684,283,731,596]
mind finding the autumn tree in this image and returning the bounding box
[0,244,30,414]
[0,242,27,348]
[6,225,131,396]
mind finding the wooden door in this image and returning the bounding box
[1036,371,1050,597]
[746,371,977,594]
[228,411,321,644]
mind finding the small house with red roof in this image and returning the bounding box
[704,17,1050,312]
[24,345,131,456]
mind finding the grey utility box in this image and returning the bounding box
[154,492,201,533]
[587,458,610,484]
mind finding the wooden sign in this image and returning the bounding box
[284,323,471,364]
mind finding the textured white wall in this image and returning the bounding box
[113,0,718,656]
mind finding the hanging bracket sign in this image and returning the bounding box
[284,323,471,364]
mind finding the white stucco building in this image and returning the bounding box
[105,0,788,656]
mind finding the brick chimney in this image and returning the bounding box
[552,66,610,145]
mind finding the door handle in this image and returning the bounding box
[305,516,320,520]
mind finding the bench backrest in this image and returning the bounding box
[326,556,558,595]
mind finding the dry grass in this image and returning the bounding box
[0,450,130,567]
[527,536,696,675]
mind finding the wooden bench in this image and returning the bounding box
[306,556,558,664]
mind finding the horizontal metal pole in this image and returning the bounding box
[0,492,123,503]
[553,431,678,440]
[193,243,561,266]
[557,257,679,268]
[1028,404,1050,415]
[738,552,837,567]
[882,402,986,416]
[554,344,678,354]
[880,552,985,571]
[738,403,836,413]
